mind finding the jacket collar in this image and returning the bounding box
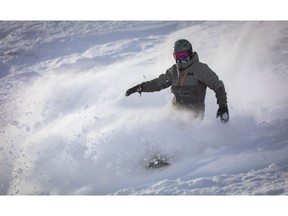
[176,52,199,71]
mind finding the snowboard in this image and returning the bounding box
[145,153,171,169]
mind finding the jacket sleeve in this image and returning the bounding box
[140,69,172,92]
[198,64,228,106]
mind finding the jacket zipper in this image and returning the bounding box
[179,72,187,86]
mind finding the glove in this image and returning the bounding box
[216,105,229,123]
[125,84,142,96]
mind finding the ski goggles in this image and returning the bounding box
[173,51,190,61]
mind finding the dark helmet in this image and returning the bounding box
[173,39,192,53]
[172,39,193,64]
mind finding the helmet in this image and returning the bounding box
[173,39,192,53]
[173,39,193,64]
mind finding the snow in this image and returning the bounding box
[1,21,288,212]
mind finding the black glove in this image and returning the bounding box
[125,84,142,96]
[216,105,229,123]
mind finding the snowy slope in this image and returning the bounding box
[1,21,288,195]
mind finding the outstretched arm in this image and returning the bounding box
[125,70,172,96]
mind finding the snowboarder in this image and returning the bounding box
[125,39,229,123]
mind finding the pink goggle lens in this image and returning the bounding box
[173,51,190,61]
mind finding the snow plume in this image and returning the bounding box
[1,21,288,195]
[215,22,288,121]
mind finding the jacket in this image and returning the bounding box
[140,52,227,113]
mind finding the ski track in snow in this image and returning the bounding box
[1,21,288,195]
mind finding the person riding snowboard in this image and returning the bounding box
[125,39,229,123]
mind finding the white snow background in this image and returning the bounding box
[1,21,288,200]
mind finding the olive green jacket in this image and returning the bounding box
[141,52,227,109]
